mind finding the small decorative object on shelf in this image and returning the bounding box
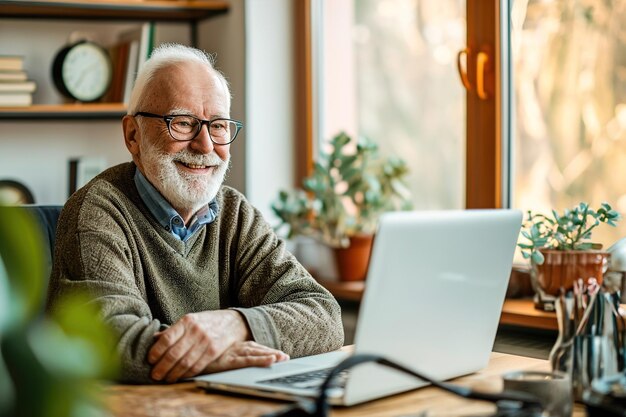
[271,132,412,281]
[68,156,108,196]
[517,202,621,311]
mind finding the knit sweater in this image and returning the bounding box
[46,162,344,383]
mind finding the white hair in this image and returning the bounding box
[127,43,231,114]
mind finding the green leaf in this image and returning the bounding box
[0,207,47,325]
[576,242,593,250]
[531,251,545,265]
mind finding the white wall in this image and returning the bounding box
[0,122,128,204]
[244,0,295,222]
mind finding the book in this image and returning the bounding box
[0,71,28,82]
[137,22,155,72]
[0,93,32,106]
[117,23,154,100]
[0,81,36,93]
[122,40,139,104]
[0,55,24,71]
[105,41,130,103]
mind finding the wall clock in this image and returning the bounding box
[52,40,112,102]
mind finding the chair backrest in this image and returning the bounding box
[22,205,63,273]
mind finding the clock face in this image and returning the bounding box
[57,42,112,102]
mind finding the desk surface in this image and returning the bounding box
[105,352,586,417]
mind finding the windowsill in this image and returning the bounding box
[314,278,558,331]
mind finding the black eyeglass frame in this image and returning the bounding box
[134,111,244,145]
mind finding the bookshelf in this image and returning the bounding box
[0,1,229,21]
[0,0,230,118]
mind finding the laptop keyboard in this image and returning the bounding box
[259,368,350,390]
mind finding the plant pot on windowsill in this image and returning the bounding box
[518,202,621,311]
[334,234,374,281]
[531,249,609,309]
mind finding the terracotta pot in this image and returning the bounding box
[334,234,374,281]
[533,249,609,296]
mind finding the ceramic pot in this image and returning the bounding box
[533,249,609,296]
[334,234,373,281]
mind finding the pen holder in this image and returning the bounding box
[550,289,625,401]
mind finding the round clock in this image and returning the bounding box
[52,40,112,102]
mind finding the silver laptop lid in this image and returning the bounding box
[345,209,522,405]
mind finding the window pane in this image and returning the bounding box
[512,0,626,246]
[321,0,466,210]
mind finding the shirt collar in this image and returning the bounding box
[134,168,219,241]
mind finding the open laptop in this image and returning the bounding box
[195,209,523,406]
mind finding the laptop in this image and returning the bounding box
[195,209,523,406]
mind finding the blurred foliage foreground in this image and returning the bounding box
[0,207,118,417]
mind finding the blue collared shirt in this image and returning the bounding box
[134,169,219,242]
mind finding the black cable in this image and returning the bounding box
[262,353,545,417]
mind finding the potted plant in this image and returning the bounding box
[517,202,621,309]
[272,132,412,281]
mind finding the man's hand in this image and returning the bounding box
[187,341,289,377]
[148,310,251,382]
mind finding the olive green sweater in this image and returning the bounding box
[46,163,343,383]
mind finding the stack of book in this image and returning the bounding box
[0,55,36,107]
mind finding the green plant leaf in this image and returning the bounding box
[0,206,118,417]
[531,250,545,265]
[0,207,47,325]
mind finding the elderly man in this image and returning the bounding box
[46,44,344,384]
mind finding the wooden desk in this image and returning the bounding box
[105,352,586,417]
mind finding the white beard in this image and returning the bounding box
[140,140,230,214]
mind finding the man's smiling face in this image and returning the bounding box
[132,62,231,217]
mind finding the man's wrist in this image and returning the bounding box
[229,309,252,342]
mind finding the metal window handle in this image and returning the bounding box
[456,48,471,91]
[476,51,489,100]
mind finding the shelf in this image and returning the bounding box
[0,103,127,120]
[315,278,560,330]
[0,0,229,21]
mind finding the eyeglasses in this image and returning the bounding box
[134,112,243,145]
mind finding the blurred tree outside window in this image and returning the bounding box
[512,0,626,247]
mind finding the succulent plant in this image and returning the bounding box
[517,202,621,265]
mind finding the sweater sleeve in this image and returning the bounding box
[46,192,161,384]
[227,193,344,357]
